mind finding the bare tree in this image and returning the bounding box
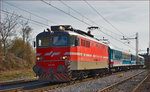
[20,20,32,43]
[1,12,20,56]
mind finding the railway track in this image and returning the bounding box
[132,75,149,92]
[97,70,147,92]
[1,77,38,86]
[0,69,146,92]
[1,76,97,92]
[0,80,48,92]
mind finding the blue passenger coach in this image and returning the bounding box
[109,48,144,71]
[110,49,131,67]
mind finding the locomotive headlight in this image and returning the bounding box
[60,56,68,60]
[59,26,65,30]
[62,56,67,59]
[37,57,40,61]
[36,56,43,61]
[57,65,66,72]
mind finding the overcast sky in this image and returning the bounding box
[1,0,149,54]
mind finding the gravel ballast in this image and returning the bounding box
[48,69,147,92]
[109,71,148,92]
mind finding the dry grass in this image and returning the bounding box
[0,70,36,81]
[0,53,35,81]
[0,53,34,71]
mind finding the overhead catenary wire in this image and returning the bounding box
[109,43,132,53]
[41,0,135,51]
[97,28,135,50]
[4,0,130,39]
[84,0,125,36]
[1,9,49,27]
[84,0,135,48]
[3,1,57,24]
[3,0,135,51]
[59,0,123,37]
[41,0,92,27]
[59,0,135,50]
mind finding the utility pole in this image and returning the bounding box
[135,32,138,63]
[121,32,138,62]
[149,21,150,69]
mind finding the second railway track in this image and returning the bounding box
[98,70,148,92]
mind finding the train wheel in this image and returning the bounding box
[83,72,88,79]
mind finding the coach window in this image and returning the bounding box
[113,51,116,59]
[111,51,113,59]
[132,56,136,61]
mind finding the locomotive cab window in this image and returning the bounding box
[53,36,68,46]
[70,36,79,46]
[37,37,50,47]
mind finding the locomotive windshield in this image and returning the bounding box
[36,35,78,47]
[53,36,68,46]
[37,37,51,47]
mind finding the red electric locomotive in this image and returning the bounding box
[33,25,109,82]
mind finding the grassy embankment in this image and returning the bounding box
[0,39,36,81]
[0,53,36,81]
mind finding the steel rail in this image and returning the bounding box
[1,81,49,92]
[26,78,95,92]
[97,70,146,92]
[132,75,148,92]
[1,77,38,86]
[1,86,24,92]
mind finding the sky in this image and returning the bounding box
[1,0,149,54]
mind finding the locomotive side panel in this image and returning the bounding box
[70,36,109,70]
[68,47,78,70]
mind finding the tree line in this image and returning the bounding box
[1,11,35,71]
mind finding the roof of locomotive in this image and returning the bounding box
[36,30,70,38]
[37,25,108,46]
[67,31,108,46]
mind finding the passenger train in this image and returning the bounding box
[33,25,144,82]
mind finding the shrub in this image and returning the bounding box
[0,38,35,72]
